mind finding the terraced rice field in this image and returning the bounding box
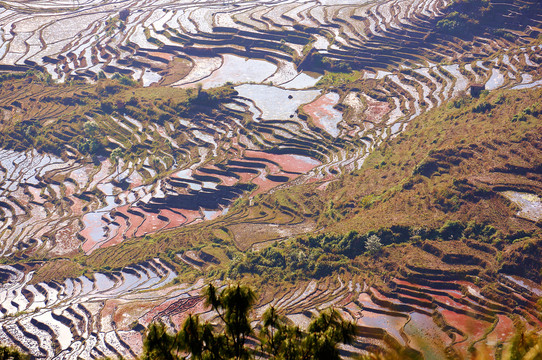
[0,239,539,358]
[1,42,541,257]
[0,0,542,357]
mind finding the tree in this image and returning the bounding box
[83,120,99,137]
[502,329,542,360]
[110,147,123,177]
[260,306,355,360]
[365,234,382,254]
[119,9,130,21]
[0,345,29,360]
[199,283,256,359]
[142,322,177,360]
[142,284,355,360]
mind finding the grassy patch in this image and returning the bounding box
[30,258,85,285]
[0,73,236,159]
[316,70,362,87]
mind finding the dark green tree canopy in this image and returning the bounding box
[142,283,355,360]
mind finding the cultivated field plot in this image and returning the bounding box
[0,240,539,359]
[0,0,542,358]
[0,0,540,257]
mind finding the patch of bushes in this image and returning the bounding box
[493,28,516,41]
[225,218,531,281]
[436,0,513,37]
[450,94,469,109]
[112,72,138,87]
[472,101,493,113]
[511,112,527,122]
[310,53,353,73]
[437,11,478,36]
[316,71,360,87]
[226,228,399,280]
[510,104,540,123]
[172,85,236,114]
[0,72,26,83]
[0,344,29,359]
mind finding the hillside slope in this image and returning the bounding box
[0,0,541,358]
[9,84,539,360]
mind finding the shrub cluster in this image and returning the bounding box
[225,221,533,281]
[436,0,501,37]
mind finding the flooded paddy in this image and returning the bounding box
[303,92,343,137]
[0,0,541,357]
[235,84,320,120]
[200,54,277,89]
[501,191,542,222]
[281,72,322,89]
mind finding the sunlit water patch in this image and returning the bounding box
[303,92,343,137]
[281,72,322,89]
[141,68,162,87]
[201,54,277,89]
[485,68,504,90]
[501,191,542,222]
[235,84,320,120]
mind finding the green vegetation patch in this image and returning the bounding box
[437,0,540,38]
[0,72,236,160]
[316,70,362,87]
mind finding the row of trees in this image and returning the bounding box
[142,284,355,360]
[2,281,542,359]
[223,221,533,282]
